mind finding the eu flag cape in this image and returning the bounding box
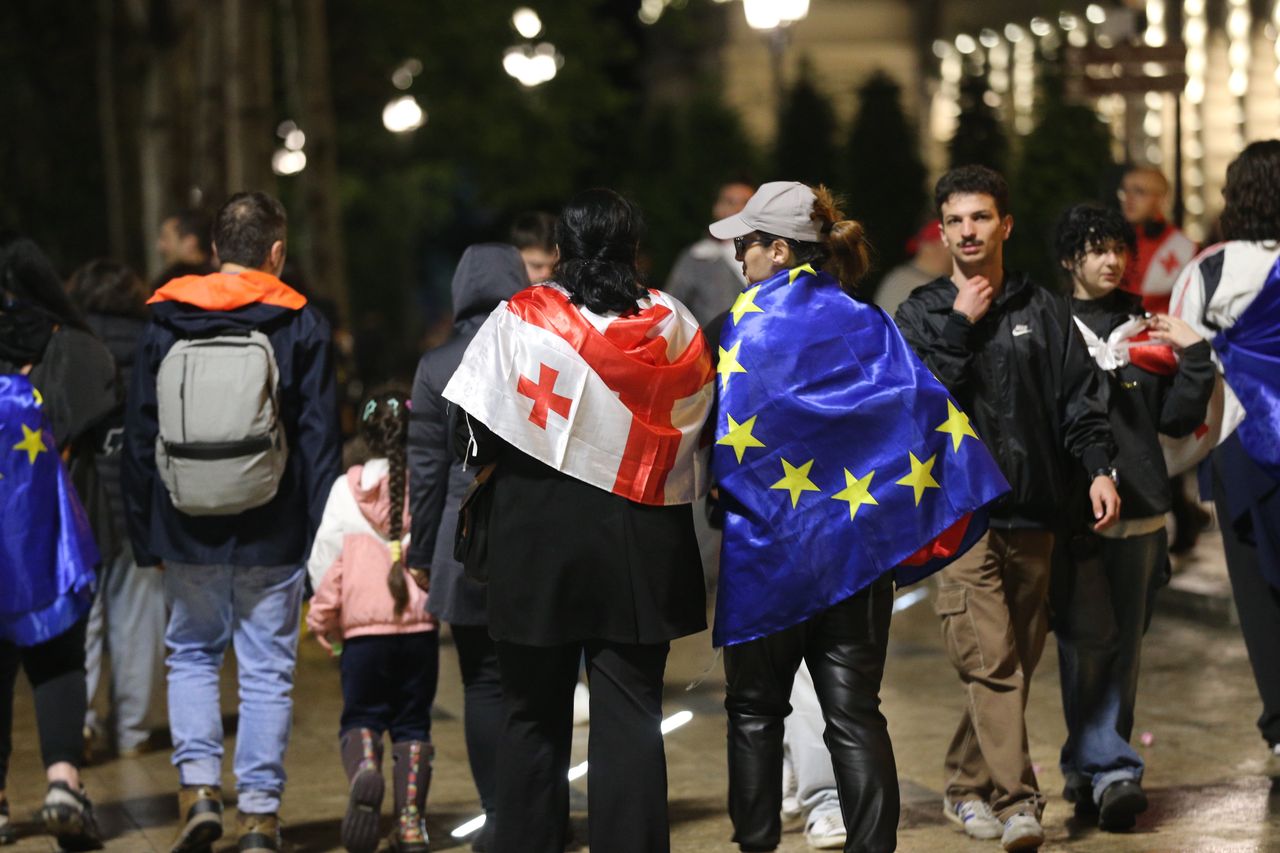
[0,374,98,646]
[712,266,1010,647]
[1215,256,1280,479]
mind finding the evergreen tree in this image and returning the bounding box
[843,71,928,293]
[1007,69,1115,286]
[948,72,1008,173]
[774,58,838,186]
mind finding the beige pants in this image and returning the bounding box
[935,528,1054,820]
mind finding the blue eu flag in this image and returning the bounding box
[712,266,1009,647]
[1215,256,1280,479]
[0,374,98,646]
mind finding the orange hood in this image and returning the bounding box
[148,270,307,312]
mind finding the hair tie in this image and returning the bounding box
[388,398,400,414]
[361,400,377,422]
[389,540,402,562]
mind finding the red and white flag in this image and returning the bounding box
[443,283,715,505]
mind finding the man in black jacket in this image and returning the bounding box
[895,166,1119,852]
[407,243,527,851]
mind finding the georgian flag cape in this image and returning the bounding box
[1072,316,1179,375]
[443,282,715,505]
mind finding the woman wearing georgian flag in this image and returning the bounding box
[442,189,715,853]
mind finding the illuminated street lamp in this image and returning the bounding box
[504,7,561,88]
[743,0,811,112]
[382,95,426,133]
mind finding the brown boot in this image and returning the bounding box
[340,728,385,853]
[236,811,280,853]
[170,785,222,853]
[390,741,432,852]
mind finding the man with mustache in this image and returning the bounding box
[895,165,1119,852]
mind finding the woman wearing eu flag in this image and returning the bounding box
[707,183,1010,853]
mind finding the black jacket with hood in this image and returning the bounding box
[895,271,1117,528]
[1070,290,1215,521]
[407,244,528,625]
[122,271,341,568]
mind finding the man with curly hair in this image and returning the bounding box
[1052,203,1214,832]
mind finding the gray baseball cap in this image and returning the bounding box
[708,181,824,243]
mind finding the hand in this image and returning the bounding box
[953,275,994,323]
[1089,475,1121,531]
[1147,314,1203,350]
[408,566,431,593]
[313,631,333,652]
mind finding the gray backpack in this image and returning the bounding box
[155,330,288,516]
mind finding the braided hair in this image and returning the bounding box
[358,388,411,616]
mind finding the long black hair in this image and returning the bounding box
[1221,140,1280,243]
[554,188,647,314]
[0,231,88,330]
[358,388,411,616]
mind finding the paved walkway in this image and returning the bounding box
[4,538,1278,851]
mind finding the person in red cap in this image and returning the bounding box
[875,220,952,317]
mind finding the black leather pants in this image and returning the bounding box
[724,575,898,853]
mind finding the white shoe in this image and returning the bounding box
[1001,813,1045,851]
[572,681,590,726]
[804,809,847,850]
[943,797,1002,840]
[781,754,801,821]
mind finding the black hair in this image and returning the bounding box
[165,208,213,256]
[213,191,287,268]
[0,230,88,330]
[935,164,1010,218]
[554,188,647,314]
[66,259,149,319]
[1221,139,1280,243]
[358,387,412,616]
[509,211,558,253]
[1053,203,1135,266]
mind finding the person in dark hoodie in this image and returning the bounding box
[407,243,527,852]
[122,191,341,853]
[65,260,166,762]
[1051,204,1213,832]
[895,166,1119,851]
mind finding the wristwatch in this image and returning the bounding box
[1091,466,1119,487]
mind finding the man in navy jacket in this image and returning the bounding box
[123,191,340,853]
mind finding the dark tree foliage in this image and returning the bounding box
[774,58,838,187]
[1007,69,1116,287]
[843,71,928,292]
[948,72,1008,174]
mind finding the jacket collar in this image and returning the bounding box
[148,270,306,312]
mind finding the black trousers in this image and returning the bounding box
[453,624,502,814]
[1213,467,1280,746]
[0,618,89,788]
[724,576,898,853]
[492,638,671,853]
[339,631,439,743]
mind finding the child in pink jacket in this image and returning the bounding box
[306,390,436,853]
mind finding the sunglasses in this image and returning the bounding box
[733,234,773,259]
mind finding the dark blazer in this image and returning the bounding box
[456,412,707,647]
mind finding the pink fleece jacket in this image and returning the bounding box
[306,459,435,642]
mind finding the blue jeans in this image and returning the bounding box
[1053,529,1164,805]
[164,562,304,815]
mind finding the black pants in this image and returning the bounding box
[453,624,502,813]
[493,639,671,853]
[1213,467,1280,746]
[0,618,89,788]
[724,576,897,853]
[339,631,439,742]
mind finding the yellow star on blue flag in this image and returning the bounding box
[770,457,820,508]
[936,400,979,452]
[831,469,878,520]
[12,423,47,465]
[730,286,764,325]
[717,414,765,463]
[718,341,748,391]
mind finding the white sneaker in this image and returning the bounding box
[943,797,1002,840]
[781,754,801,821]
[1001,813,1045,851]
[572,681,590,726]
[804,809,847,850]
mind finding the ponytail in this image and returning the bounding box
[809,184,872,296]
[358,388,412,616]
